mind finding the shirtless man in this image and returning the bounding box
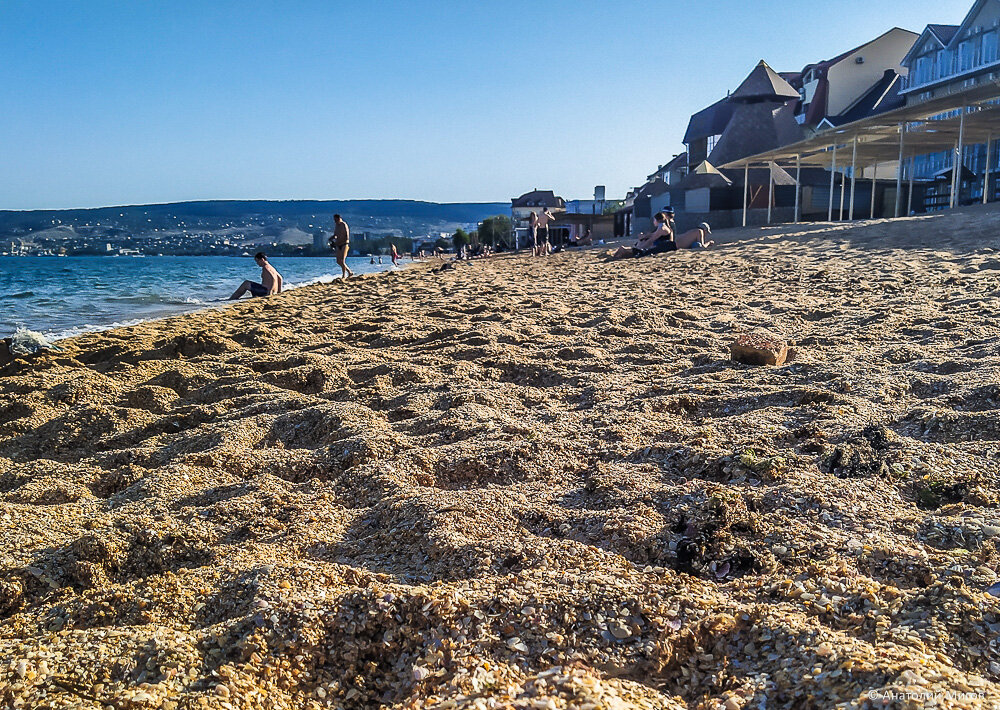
[328,214,354,279]
[535,207,556,256]
[229,252,282,299]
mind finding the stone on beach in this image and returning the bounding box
[729,331,789,366]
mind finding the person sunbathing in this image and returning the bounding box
[612,212,675,259]
[675,222,715,249]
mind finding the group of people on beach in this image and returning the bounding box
[228,214,375,300]
[527,208,559,257]
[229,207,714,300]
[611,207,713,259]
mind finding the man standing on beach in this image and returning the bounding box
[328,214,354,279]
[229,252,282,299]
[535,207,556,257]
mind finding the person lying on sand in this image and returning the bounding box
[229,252,282,299]
[612,211,675,259]
[675,222,715,250]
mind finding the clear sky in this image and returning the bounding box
[0,0,977,209]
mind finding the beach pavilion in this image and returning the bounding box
[718,79,1000,225]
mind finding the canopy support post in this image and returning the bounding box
[908,156,916,216]
[767,163,774,225]
[828,143,838,222]
[849,137,858,220]
[984,133,993,205]
[895,123,906,218]
[794,154,802,223]
[743,162,749,227]
[870,161,878,219]
[951,106,967,209]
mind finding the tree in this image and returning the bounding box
[452,228,471,251]
[602,200,625,216]
[478,215,512,249]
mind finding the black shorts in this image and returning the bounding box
[536,227,549,247]
[633,241,677,258]
[248,282,270,297]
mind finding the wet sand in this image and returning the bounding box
[2,205,1000,709]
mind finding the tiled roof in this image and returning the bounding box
[683,97,737,143]
[511,190,566,208]
[731,61,801,102]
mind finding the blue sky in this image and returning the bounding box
[0,0,976,209]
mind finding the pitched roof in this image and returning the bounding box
[677,161,732,190]
[927,23,960,45]
[730,61,801,102]
[824,70,905,126]
[511,190,566,208]
[798,27,919,77]
[683,97,737,143]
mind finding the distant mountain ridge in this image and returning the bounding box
[0,199,509,232]
[0,199,512,254]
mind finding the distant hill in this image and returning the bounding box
[0,200,511,254]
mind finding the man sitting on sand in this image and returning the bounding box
[328,214,355,279]
[675,222,715,250]
[612,211,675,259]
[229,252,282,299]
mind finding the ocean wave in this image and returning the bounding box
[284,274,337,290]
[1,291,35,299]
[105,294,206,306]
[9,327,59,355]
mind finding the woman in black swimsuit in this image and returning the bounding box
[612,211,675,259]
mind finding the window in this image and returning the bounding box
[959,41,974,71]
[706,134,720,154]
[937,50,952,79]
[915,56,930,85]
[984,32,998,63]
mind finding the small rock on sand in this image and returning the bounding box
[730,332,789,367]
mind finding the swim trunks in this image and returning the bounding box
[248,282,269,297]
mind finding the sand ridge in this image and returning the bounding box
[2,205,1000,708]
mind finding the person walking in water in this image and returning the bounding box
[328,214,354,279]
[390,242,400,266]
[229,252,282,299]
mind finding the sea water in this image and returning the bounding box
[0,255,399,340]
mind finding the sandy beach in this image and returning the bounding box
[3,205,1000,709]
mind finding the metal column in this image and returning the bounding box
[743,162,749,227]
[767,163,774,225]
[870,161,878,219]
[895,123,906,218]
[951,106,967,209]
[794,154,802,223]
[984,133,993,205]
[849,137,858,220]
[828,144,838,221]
[907,156,916,216]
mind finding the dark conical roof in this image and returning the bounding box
[731,60,800,103]
[708,102,804,167]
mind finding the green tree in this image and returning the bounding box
[478,215,512,248]
[602,200,625,215]
[452,228,471,251]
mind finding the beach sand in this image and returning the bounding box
[2,205,1000,708]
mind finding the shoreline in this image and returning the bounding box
[2,207,1000,708]
[2,256,418,347]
